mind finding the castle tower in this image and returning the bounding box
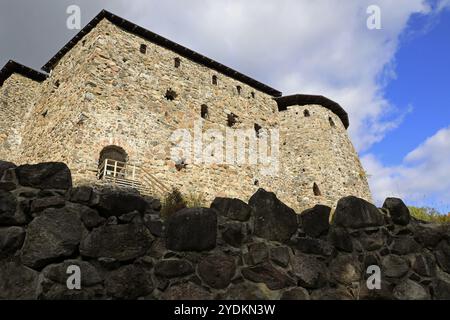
[0,61,46,163]
[269,94,372,211]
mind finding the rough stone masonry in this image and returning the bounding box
[0,161,449,300]
[0,10,371,212]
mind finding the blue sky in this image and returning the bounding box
[371,8,450,166]
[1,0,449,212]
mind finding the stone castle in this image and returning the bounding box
[0,10,371,211]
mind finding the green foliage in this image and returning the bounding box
[408,206,450,224]
[160,188,208,220]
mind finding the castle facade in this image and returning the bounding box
[0,10,371,211]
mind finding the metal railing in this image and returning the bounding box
[97,159,170,197]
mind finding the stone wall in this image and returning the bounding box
[270,104,372,210]
[1,16,372,211]
[1,161,449,300]
[0,74,42,163]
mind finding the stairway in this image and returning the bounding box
[97,159,170,198]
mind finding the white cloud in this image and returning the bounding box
[362,126,450,211]
[107,0,435,151]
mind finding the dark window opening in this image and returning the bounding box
[165,89,177,101]
[201,104,209,119]
[175,158,187,171]
[140,44,147,54]
[254,179,259,186]
[82,40,86,46]
[227,113,238,127]
[304,109,310,117]
[98,145,128,179]
[236,86,242,95]
[41,110,48,118]
[313,183,322,196]
[212,75,218,85]
[254,123,262,137]
[54,80,60,88]
[174,57,181,68]
[251,92,255,98]
[329,116,336,127]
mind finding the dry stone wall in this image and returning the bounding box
[0,161,449,300]
[0,17,372,211]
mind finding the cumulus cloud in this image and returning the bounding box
[115,0,433,151]
[0,0,441,151]
[362,126,450,211]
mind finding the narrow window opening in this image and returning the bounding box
[304,109,310,117]
[254,179,259,186]
[165,89,177,101]
[174,57,181,68]
[54,80,60,88]
[201,104,209,119]
[251,92,255,99]
[236,85,242,95]
[329,116,336,127]
[313,183,322,196]
[140,44,147,54]
[212,75,218,85]
[254,123,262,137]
[175,158,187,171]
[41,110,48,118]
[227,113,238,127]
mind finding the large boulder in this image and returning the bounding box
[105,264,154,299]
[329,255,361,285]
[281,287,310,300]
[291,253,328,289]
[221,221,246,247]
[381,255,410,278]
[0,261,39,299]
[211,197,252,221]
[293,237,335,256]
[435,241,450,273]
[328,227,353,252]
[393,279,430,300]
[197,254,236,289]
[300,205,331,237]
[0,160,16,179]
[241,262,296,290]
[161,282,213,300]
[154,259,194,278]
[0,226,25,258]
[0,190,28,226]
[249,189,298,242]
[382,198,411,225]
[93,189,148,217]
[165,208,217,251]
[21,210,83,269]
[80,223,153,261]
[332,196,385,229]
[42,260,103,287]
[15,162,72,190]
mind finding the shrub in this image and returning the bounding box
[408,206,450,224]
[160,188,186,220]
[160,189,208,220]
